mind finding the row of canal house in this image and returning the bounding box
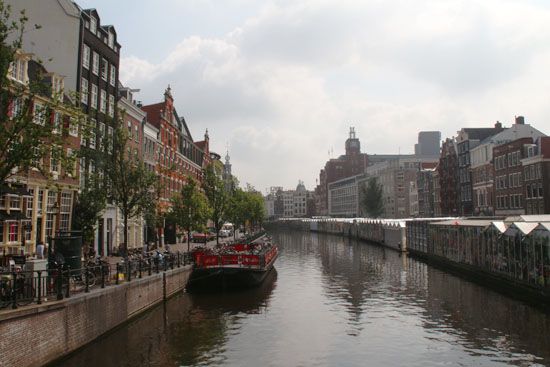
[436,116,548,218]
[1,0,218,259]
[277,215,550,297]
[406,216,550,292]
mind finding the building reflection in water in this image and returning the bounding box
[286,229,550,365]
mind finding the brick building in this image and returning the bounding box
[493,137,534,216]
[438,138,460,216]
[142,87,208,244]
[456,123,505,216]
[315,127,368,215]
[1,56,80,256]
[522,137,550,214]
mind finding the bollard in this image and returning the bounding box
[85,264,89,293]
[37,271,42,305]
[56,264,63,300]
[148,258,152,276]
[138,259,142,279]
[177,253,180,268]
[115,263,120,285]
[127,261,131,282]
[11,271,17,310]
[101,264,105,289]
[65,266,71,298]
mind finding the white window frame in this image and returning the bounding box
[100,90,107,113]
[90,17,97,35]
[108,94,115,117]
[101,58,108,81]
[33,103,46,125]
[92,51,99,75]
[82,44,90,69]
[89,119,97,149]
[69,117,79,137]
[80,78,88,104]
[110,65,116,86]
[91,84,98,109]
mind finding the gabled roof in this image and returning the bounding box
[141,102,164,129]
[460,127,503,141]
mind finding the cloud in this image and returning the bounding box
[119,0,550,192]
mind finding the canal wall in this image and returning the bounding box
[0,265,192,367]
[268,218,407,252]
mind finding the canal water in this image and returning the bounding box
[56,230,550,367]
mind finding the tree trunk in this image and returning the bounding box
[187,225,191,252]
[123,212,128,258]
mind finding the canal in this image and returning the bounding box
[55,230,550,367]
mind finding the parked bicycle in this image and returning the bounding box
[0,272,35,308]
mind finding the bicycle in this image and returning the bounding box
[0,273,35,308]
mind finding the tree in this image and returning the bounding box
[71,174,107,247]
[103,122,158,256]
[169,177,211,252]
[0,3,86,184]
[202,164,228,244]
[247,191,265,230]
[227,187,246,240]
[362,177,384,218]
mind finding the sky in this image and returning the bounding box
[78,0,550,193]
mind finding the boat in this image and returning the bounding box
[186,236,278,290]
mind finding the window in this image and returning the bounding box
[89,119,97,149]
[90,16,97,34]
[108,31,114,49]
[37,189,44,215]
[82,44,90,69]
[99,122,105,149]
[100,90,106,113]
[67,148,76,177]
[33,103,46,125]
[53,112,62,134]
[101,58,108,80]
[81,78,88,104]
[110,65,116,86]
[9,57,27,83]
[79,158,86,187]
[11,97,22,118]
[527,185,531,199]
[69,117,79,137]
[92,51,99,75]
[127,121,132,135]
[26,189,34,219]
[59,192,72,232]
[52,76,64,99]
[108,95,115,117]
[538,183,544,198]
[134,125,139,141]
[107,126,113,153]
[50,151,59,173]
[9,196,20,210]
[8,222,19,242]
[91,84,98,109]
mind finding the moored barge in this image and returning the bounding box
[187,237,278,290]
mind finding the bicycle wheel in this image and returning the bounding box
[86,271,96,287]
[16,283,35,306]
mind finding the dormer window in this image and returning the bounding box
[8,54,29,84]
[108,31,114,49]
[52,75,64,100]
[90,16,97,34]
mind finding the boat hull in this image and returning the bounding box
[187,260,276,291]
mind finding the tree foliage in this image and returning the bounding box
[361,177,384,218]
[0,2,86,184]
[169,176,211,251]
[202,164,228,244]
[103,120,159,255]
[72,175,107,246]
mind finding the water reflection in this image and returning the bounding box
[55,270,277,367]
[57,229,550,367]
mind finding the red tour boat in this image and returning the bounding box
[187,236,278,290]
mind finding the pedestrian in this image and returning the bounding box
[36,241,45,259]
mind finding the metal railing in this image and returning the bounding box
[0,251,193,310]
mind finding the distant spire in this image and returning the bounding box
[349,126,356,139]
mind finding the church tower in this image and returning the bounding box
[345,127,361,156]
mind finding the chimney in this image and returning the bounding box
[136,101,142,108]
[515,115,525,125]
[494,121,502,129]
